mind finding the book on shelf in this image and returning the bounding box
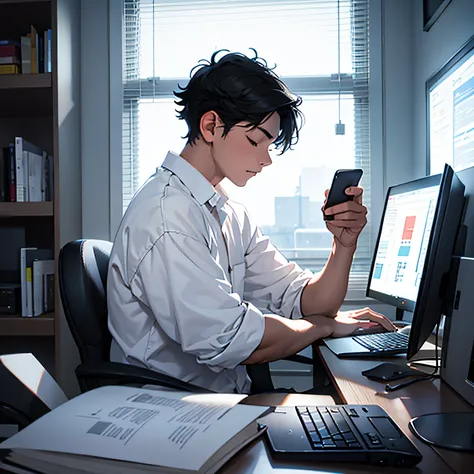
[32,259,54,316]
[0,64,19,75]
[0,138,53,203]
[1,144,16,202]
[20,248,53,317]
[0,385,271,474]
[5,25,53,75]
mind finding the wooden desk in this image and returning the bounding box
[1,350,472,474]
[220,346,473,473]
[316,345,474,474]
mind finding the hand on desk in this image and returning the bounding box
[330,307,397,338]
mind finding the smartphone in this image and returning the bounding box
[324,169,363,218]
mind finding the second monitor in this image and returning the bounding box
[324,164,466,359]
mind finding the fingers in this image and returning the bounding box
[324,199,367,218]
[345,186,364,203]
[351,308,397,332]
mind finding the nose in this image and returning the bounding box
[261,152,272,168]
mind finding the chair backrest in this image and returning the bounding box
[58,239,113,364]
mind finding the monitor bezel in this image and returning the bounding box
[407,165,465,359]
[366,173,442,312]
[426,33,474,175]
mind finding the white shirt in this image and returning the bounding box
[108,151,313,393]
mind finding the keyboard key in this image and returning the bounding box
[353,332,409,352]
[321,412,339,437]
[318,426,331,439]
[332,412,351,434]
[348,442,362,449]
[322,439,337,448]
[365,432,385,449]
[334,440,347,448]
[343,432,357,444]
[309,410,327,433]
[310,431,322,444]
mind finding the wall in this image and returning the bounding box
[381,0,415,189]
[56,0,83,396]
[413,0,474,177]
[81,0,114,240]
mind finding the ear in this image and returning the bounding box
[200,110,220,143]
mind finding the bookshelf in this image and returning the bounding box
[0,312,55,336]
[0,202,53,216]
[0,0,82,393]
[0,73,52,116]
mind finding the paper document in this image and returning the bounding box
[0,386,268,472]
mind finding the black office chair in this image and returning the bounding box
[58,239,312,395]
[58,239,209,394]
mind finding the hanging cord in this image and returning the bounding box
[337,0,341,123]
[385,322,441,392]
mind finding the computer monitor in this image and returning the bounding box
[427,33,474,174]
[367,164,466,359]
[367,174,441,315]
[407,165,465,359]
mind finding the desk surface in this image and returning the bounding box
[1,348,472,474]
[317,345,474,474]
[220,345,474,474]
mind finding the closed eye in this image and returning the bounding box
[247,136,258,147]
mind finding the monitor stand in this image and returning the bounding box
[409,413,474,452]
[396,307,404,321]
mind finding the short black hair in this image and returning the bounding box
[174,50,303,153]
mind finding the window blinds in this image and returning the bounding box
[122,0,371,298]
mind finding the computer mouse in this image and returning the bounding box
[398,325,412,335]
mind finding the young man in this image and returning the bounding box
[108,51,395,393]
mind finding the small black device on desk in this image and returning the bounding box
[362,362,424,382]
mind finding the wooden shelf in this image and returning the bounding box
[0,74,52,117]
[0,0,50,5]
[0,201,53,216]
[0,73,51,89]
[0,312,54,336]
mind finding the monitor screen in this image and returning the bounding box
[428,35,474,174]
[367,175,442,312]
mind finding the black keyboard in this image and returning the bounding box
[353,332,409,352]
[297,406,362,450]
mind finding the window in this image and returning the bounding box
[123,0,371,299]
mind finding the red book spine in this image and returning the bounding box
[0,45,20,58]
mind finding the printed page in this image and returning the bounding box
[0,386,268,472]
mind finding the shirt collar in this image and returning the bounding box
[162,151,229,209]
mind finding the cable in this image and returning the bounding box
[337,0,341,123]
[385,322,441,392]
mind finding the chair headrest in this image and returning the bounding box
[58,239,113,364]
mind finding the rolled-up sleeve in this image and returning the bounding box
[132,231,265,372]
[244,226,313,319]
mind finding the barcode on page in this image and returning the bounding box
[87,421,112,435]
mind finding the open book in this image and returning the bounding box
[0,385,271,474]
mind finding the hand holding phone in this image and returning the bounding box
[324,168,363,220]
